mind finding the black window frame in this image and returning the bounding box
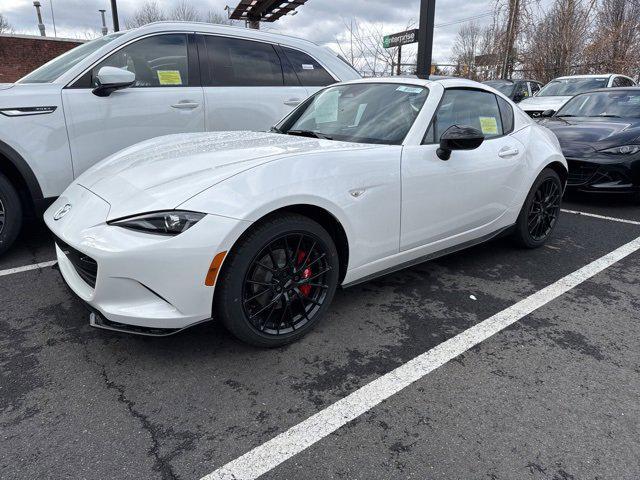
[200,34,286,87]
[66,33,200,90]
[422,87,511,145]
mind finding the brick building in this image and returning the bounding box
[0,34,84,83]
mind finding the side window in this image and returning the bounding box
[612,76,622,87]
[618,77,634,87]
[281,46,335,87]
[205,36,283,87]
[93,34,189,87]
[530,82,541,95]
[497,96,514,134]
[514,82,529,100]
[424,89,504,144]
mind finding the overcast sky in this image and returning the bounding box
[1,0,501,63]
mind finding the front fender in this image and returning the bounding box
[179,147,403,271]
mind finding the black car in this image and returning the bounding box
[482,79,544,103]
[540,87,640,198]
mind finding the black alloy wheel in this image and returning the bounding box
[527,177,562,241]
[242,233,331,335]
[215,213,340,347]
[513,168,563,248]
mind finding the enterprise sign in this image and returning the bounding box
[383,29,418,48]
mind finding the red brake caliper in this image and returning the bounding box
[296,251,312,296]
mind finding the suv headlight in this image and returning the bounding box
[599,145,640,155]
[109,211,205,235]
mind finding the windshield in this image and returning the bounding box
[556,91,640,118]
[18,33,125,84]
[277,83,429,145]
[484,81,514,96]
[537,77,608,97]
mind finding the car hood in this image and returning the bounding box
[518,96,572,112]
[77,131,380,220]
[539,117,640,157]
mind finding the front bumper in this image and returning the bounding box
[566,156,640,194]
[45,184,248,332]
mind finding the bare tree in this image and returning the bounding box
[205,9,236,26]
[451,22,483,79]
[125,0,167,28]
[335,19,416,77]
[519,0,593,82]
[0,13,12,34]
[171,0,202,22]
[585,0,640,76]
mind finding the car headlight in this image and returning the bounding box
[109,211,205,235]
[599,145,640,155]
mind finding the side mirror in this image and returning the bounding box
[541,109,555,117]
[92,66,135,97]
[437,125,485,161]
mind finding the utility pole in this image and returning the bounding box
[99,9,108,36]
[500,0,520,78]
[33,1,46,36]
[110,0,120,32]
[397,45,402,75]
[49,0,57,37]
[416,0,436,78]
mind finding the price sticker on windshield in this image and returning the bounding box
[157,70,183,86]
[479,116,499,135]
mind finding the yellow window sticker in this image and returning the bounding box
[479,116,499,135]
[157,70,183,86]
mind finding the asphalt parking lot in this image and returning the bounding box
[1,194,640,480]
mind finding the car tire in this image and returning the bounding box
[0,173,23,256]
[513,168,563,249]
[215,213,340,348]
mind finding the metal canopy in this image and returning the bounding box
[230,0,308,23]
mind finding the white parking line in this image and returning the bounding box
[562,209,640,226]
[0,260,57,278]
[202,235,640,480]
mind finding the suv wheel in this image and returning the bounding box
[0,173,23,256]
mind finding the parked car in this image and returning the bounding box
[539,87,640,199]
[519,74,636,118]
[483,79,543,103]
[0,22,360,255]
[45,77,567,346]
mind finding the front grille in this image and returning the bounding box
[566,159,598,186]
[55,237,98,288]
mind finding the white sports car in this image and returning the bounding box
[45,77,567,346]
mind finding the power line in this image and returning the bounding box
[434,12,493,29]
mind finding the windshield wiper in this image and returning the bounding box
[555,114,575,117]
[597,114,621,118]
[286,129,333,140]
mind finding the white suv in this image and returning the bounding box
[518,73,636,118]
[0,22,360,254]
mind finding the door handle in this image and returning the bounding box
[284,98,302,107]
[498,147,520,158]
[171,101,200,110]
